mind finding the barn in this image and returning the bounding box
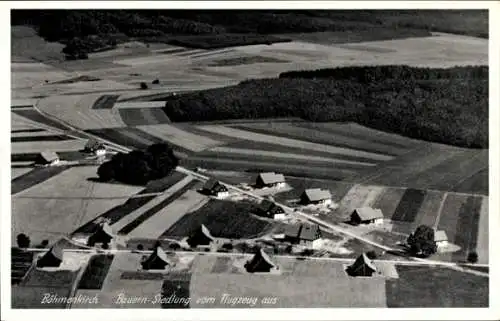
[300,188,332,205]
[141,246,174,270]
[84,138,106,156]
[244,248,279,273]
[257,200,286,220]
[187,224,215,248]
[36,243,64,268]
[350,207,384,225]
[284,224,322,247]
[201,179,229,198]
[36,151,60,166]
[346,253,377,277]
[255,172,285,188]
[87,222,114,247]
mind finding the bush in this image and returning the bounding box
[169,243,181,250]
[222,242,233,251]
[140,82,149,90]
[16,233,30,248]
[137,244,144,250]
[407,225,437,258]
[366,251,377,260]
[467,252,479,263]
[97,143,178,185]
[152,79,160,84]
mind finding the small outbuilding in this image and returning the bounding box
[36,151,60,166]
[300,188,332,205]
[36,243,64,268]
[350,207,384,225]
[346,253,377,277]
[244,248,279,273]
[141,246,173,270]
[257,200,286,220]
[87,222,114,247]
[201,179,229,198]
[284,224,322,247]
[187,224,215,248]
[84,138,106,156]
[255,172,285,188]
[434,230,449,248]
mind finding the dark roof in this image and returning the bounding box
[352,207,384,221]
[284,224,302,238]
[203,179,219,190]
[259,199,274,211]
[258,172,285,185]
[47,243,64,261]
[303,188,331,202]
[299,225,320,241]
[349,253,377,274]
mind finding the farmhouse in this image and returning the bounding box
[346,253,377,277]
[244,248,279,273]
[187,224,215,248]
[36,151,60,166]
[434,230,449,248]
[201,179,229,198]
[350,207,384,225]
[300,188,332,205]
[36,243,64,268]
[84,138,106,156]
[255,172,286,188]
[284,224,322,247]
[257,200,286,220]
[87,222,114,247]
[141,246,174,270]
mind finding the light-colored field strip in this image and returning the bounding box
[11,140,85,154]
[197,125,393,161]
[410,191,446,231]
[433,192,449,229]
[11,130,59,138]
[110,175,194,232]
[113,101,166,109]
[208,147,376,167]
[138,124,223,152]
[335,184,386,219]
[11,98,37,107]
[127,190,209,239]
[11,168,33,180]
[476,196,489,264]
[114,50,205,66]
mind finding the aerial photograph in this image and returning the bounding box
[9,8,489,310]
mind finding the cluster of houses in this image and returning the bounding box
[34,138,107,167]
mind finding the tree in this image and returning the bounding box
[407,225,437,257]
[140,82,149,90]
[169,243,181,250]
[154,241,161,248]
[467,252,479,263]
[366,250,377,260]
[41,240,49,248]
[137,244,144,250]
[152,79,160,84]
[146,143,179,178]
[97,161,115,182]
[16,233,30,248]
[222,243,233,251]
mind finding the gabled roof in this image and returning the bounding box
[353,207,384,221]
[284,224,302,238]
[434,230,448,242]
[350,253,377,272]
[203,179,227,192]
[40,151,59,162]
[259,199,274,211]
[256,248,276,268]
[200,224,214,240]
[258,172,285,185]
[100,222,114,237]
[303,188,331,202]
[299,224,321,241]
[42,242,64,261]
[85,138,99,149]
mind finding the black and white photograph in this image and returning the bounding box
[2,1,499,320]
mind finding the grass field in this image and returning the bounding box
[78,254,115,290]
[161,199,271,240]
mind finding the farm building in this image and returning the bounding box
[346,253,377,277]
[187,224,215,248]
[244,248,279,273]
[84,138,106,156]
[87,222,114,247]
[257,200,286,220]
[201,179,229,198]
[255,172,286,188]
[434,230,449,248]
[284,224,322,247]
[300,188,332,205]
[141,246,174,270]
[36,243,63,268]
[35,151,60,166]
[350,207,384,225]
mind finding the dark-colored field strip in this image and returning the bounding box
[436,194,467,246]
[91,95,120,110]
[451,196,483,262]
[371,188,407,219]
[298,122,415,151]
[11,105,34,109]
[11,128,45,134]
[13,109,73,132]
[231,124,400,157]
[73,171,187,234]
[21,268,78,288]
[391,188,427,222]
[175,124,242,144]
[156,47,191,54]
[77,254,115,290]
[118,180,200,235]
[121,271,166,280]
[161,276,191,308]
[386,266,488,307]
[118,108,171,126]
[11,249,34,285]
[12,286,73,309]
[182,157,356,181]
[221,140,381,165]
[11,166,71,195]
[452,169,488,195]
[11,135,74,143]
